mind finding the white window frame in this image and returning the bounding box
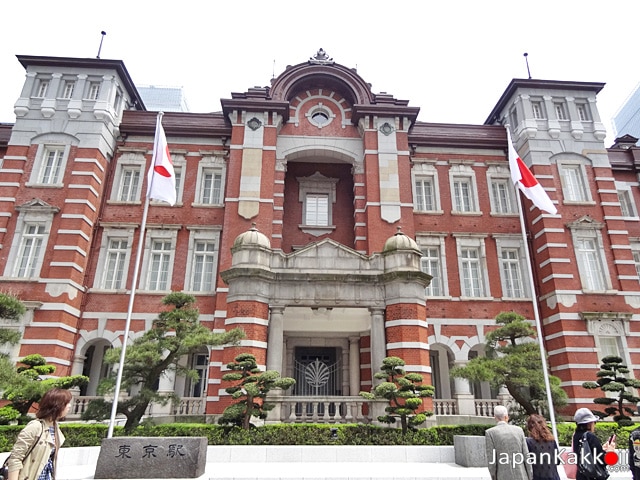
[575,101,591,122]
[531,100,545,119]
[554,101,568,120]
[487,165,517,215]
[93,227,136,290]
[631,243,640,282]
[495,236,529,299]
[568,220,612,293]
[418,234,449,298]
[35,79,49,98]
[616,182,638,218]
[449,164,480,214]
[111,152,145,203]
[28,144,69,186]
[3,201,58,279]
[297,172,339,236]
[171,155,186,206]
[184,228,221,293]
[412,163,441,213]
[558,161,591,203]
[139,228,178,292]
[193,156,226,207]
[454,235,490,299]
[61,80,75,99]
[87,81,101,101]
[585,315,633,379]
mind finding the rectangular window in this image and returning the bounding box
[118,168,141,202]
[500,249,525,298]
[576,238,606,291]
[306,193,329,226]
[532,101,544,119]
[421,247,442,296]
[62,81,75,99]
[191,241,216,291]
[576,103,590,122]
[88,82,100,100]
[599,336,621,359]
[491,179,514,213]
[460,247,483,297]
[560,165,588,202]
[633,251,640,280]
[36,80,49,98]
[554,102,567,120]
[39,147,65,184]
[14,224,46,278]
[103,239,128,289]
[200,170,222,204]
[618,190,635,217]
[148,240,172,290]
[174,168,182,204]
[415,177,435,211]
[453,178,474,212]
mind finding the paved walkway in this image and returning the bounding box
[2,446,632,480]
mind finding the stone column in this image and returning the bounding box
[348,336,360,396]
[369,308,386,422]
[369,308,386,383]
[438,349,452,399]
[265,307,285,423]
[453,361,476,415]
[266,307,285,373]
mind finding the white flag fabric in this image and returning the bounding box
[507,130,557,215]
[147,114,176,206]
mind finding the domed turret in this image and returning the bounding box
[383,227,419,253]
[232,223,271,249]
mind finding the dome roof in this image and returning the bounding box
[383,228,419,252]
[233,224,271,249]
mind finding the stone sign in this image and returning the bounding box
[454,435,487,467]
[94,437,207,479]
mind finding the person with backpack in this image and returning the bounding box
[572,408,614,480]
[629,426,640,480]
[4,388,72,480]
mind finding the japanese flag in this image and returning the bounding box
[507,130,557,215]
[147,113,176,206]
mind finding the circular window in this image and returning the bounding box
[312,111,329,125]
[308,104,333,128]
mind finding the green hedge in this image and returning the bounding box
[0,422,634,452]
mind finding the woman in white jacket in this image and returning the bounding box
[6,388,72,480]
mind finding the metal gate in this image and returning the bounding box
[292,347,341,416]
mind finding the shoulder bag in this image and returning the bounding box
[0,421,44,480]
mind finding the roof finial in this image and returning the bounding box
[309,48,334,65]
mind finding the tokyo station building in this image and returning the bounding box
[1,48,639,423]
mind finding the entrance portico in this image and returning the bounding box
[217,226,432,418]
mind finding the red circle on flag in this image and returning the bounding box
[604,451,618,465]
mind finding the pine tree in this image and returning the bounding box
[451,311,566,416]
[582,355,640,426]
[360,356,434,434]
[83,292,244,433]
[219,353,295,429]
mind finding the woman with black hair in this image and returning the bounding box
[572,408,614,480]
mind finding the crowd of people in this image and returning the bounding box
[485,405,626,480]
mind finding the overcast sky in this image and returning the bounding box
[2,1,639,146]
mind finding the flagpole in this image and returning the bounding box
[106,112,163,438]
[512,158,560,443]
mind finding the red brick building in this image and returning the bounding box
[0,49,638,421]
